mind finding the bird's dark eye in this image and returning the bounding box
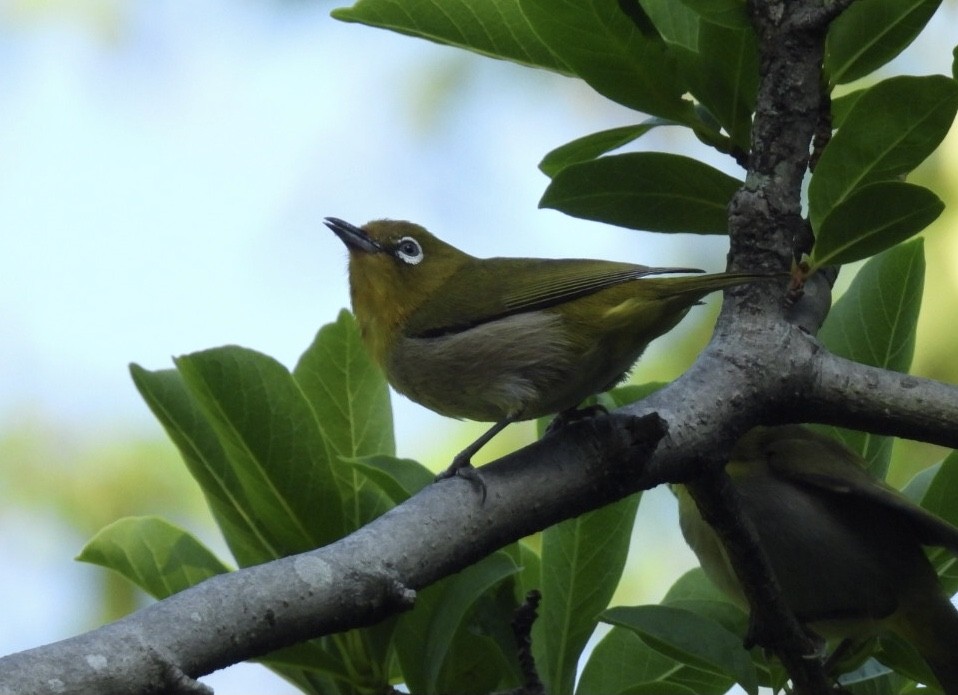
[394,236,424,265]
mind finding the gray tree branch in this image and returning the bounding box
[802,351,958,448]
[0,415,667,695]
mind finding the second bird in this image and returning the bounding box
[325,217,775,487]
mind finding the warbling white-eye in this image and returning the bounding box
[676,425,958,692]
[325,217,775,493]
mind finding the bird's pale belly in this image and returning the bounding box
[386,311,639,422]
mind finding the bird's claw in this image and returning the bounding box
[436,455,488,503]
[545,404,609,436]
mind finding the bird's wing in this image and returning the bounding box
[403,257,702,338]
[762,427,958,555]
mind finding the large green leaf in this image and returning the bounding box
[808,75,958,229]
[831,89,866,129]
[539,121,674,178]
[126,313,400,695]
[640,0,757,150]
[294,310,394,461]
[672,0,749,29]
[540,152,741,233]
[534,494,641,694]
[604,605,758,695]
[293,310,396,529]
[919,451,958,529]
[129,365,281,566]
[680,19,756,151]
[332,0,571,74]
[395,551,521,694]
[914,451,958,591]
[517,0,694,121]
[837,658,907,693]
[349,455,434,504]
[810,181,943,270]
[78,516,230,599]
[577,626,734,695]
[662,569,748,636]
[172,347,347,555]
[662,569,786,688]
[825,0,942,85]
[818,240,925,475]
[873,634,941,692]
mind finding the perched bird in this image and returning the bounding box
[325,217,775,491]
[676,425,958,693]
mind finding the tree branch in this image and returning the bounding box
[802,350,958,448]
[0,414,667,695]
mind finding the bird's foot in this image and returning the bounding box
[545,404,609,436]
[436,454,487,503]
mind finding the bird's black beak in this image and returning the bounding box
[324,217,383,254]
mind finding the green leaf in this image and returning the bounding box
[129,365,281,566]
[919,451,958,528]
[826,0,942,85]
[516,0,694,121]
[395,551,520,694]
[603,605,759,695]
[915,451,958,591]
[78,516,230,599]
[606,382,669,408]
[874,633,942,691]
[810,181,943,269]
[294,310,395,460]
[662,569,749,636]
[673,0,749,29]
[836,657,906,693]
[638,0,699,51]
[514,540,542,599]
[539,121,674,178]
[577,626,733,695]
[331,0,571,74]
[680,19,757,150]
[831,89,866,129]
[540,152,741,234]
[173,346,347,556]
[818,240,925,475]
[350,454,434,504]
[293,310,396,528]
[535,494,642,694]
[619,683,699,695]
[901,461,940,505]
[437,581,524,694]
[641,0,757,149]
[809,75,958,228]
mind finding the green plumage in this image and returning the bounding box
[325,217,778,468]
[325,218,774,423]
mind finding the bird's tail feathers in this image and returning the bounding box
[652,270,784,299]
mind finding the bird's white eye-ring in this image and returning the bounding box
[394,236,424,265]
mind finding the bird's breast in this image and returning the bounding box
[386,311,578,422]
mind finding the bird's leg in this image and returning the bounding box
[545,403,609,436]
[436,415,518,503]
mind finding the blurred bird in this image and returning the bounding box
[676,425,958,692]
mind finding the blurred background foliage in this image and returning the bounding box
[0,0,955,692]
